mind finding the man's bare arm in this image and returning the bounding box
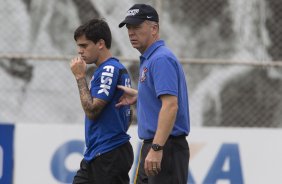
[77,78,107,120]
[144,94,178,176]
[153,95,178,145]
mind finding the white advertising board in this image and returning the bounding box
[13,125,282,184]
[188,127,282,184]
[13,124,83,184]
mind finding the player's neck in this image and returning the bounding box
[96,49,112,67]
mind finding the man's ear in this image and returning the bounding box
[98,39,105,49]
[152,24,159,36]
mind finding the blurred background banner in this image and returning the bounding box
[0,124,14,184]
[0,0,282,127]
[2,124,280,184]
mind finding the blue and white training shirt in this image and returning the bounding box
[84,57,131,162]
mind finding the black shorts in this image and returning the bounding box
[73,141,134,184]
[134,135,189,184]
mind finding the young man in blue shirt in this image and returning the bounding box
[71,18,133,184]
[117,4,190,184]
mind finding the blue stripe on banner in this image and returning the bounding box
[0,123,14,184]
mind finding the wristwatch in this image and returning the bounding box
[151,144,163,151]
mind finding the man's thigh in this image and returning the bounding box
[73,159,92,184]
[73,142,133,184]
[135,138,189,184]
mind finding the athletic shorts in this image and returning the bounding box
[134,135,189,184]
[73,141,134,184]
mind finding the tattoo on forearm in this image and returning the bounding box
[76,78,103,120]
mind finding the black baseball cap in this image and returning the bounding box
[119,4,159,28]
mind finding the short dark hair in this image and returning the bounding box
[74,18,112,49]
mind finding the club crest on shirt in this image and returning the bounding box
[140,67,148,82]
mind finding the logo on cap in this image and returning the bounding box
[126,9,139,16]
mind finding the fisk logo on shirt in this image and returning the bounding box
[98,65,115,96]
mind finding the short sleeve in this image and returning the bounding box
[91,65,119,102]
[151,57,178,98]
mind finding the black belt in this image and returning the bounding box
[143,134,186,143]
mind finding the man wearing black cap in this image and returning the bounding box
[117,4,190,184]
